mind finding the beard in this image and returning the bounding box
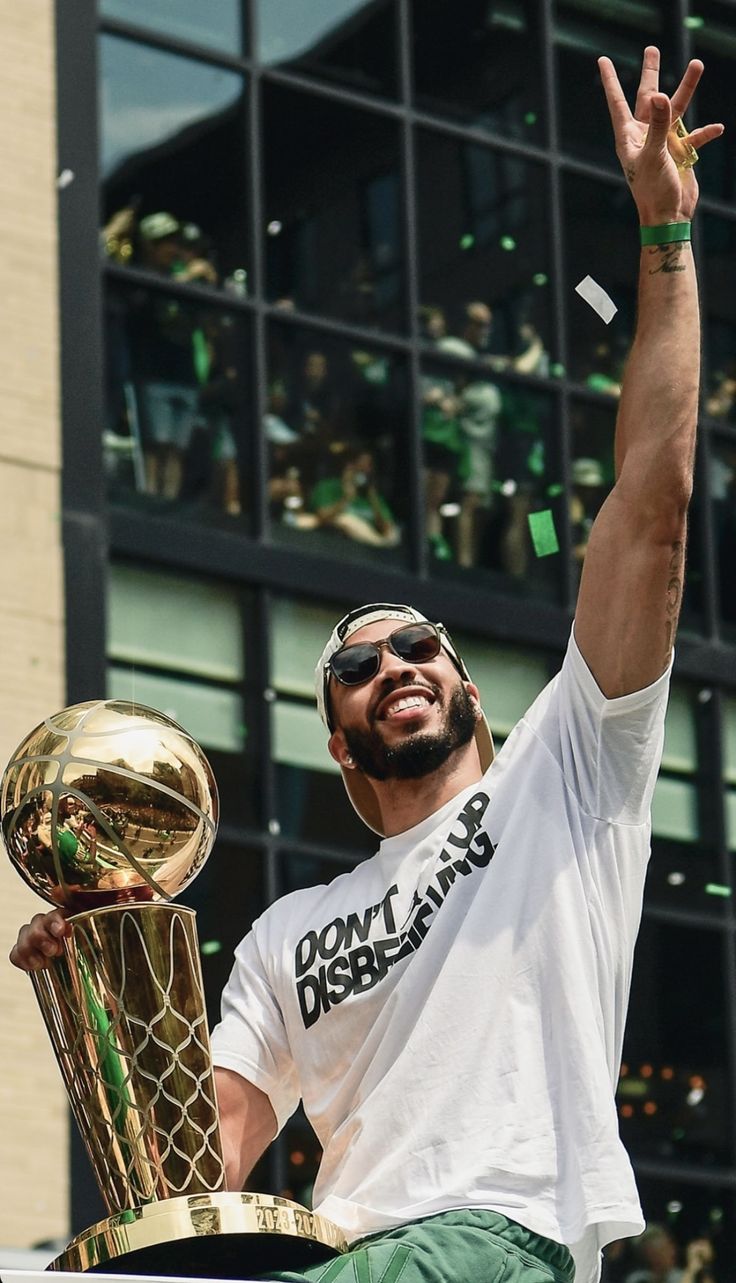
[343,683,478,781]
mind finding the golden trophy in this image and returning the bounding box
[1,700,346,1276]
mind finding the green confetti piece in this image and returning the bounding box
[546,483,564,498]
[705,883,731,897]
[684,15,704,28]
[532,272,548,286]
[459,233,475,250]
[528,509,559,558]
[500,235,516,251]
[201,940,223,956]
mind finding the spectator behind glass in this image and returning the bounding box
[438,301,502,568]
[705,360,736,420]
[624,1224,715,1283]
[309,443,399,548]
[712,440,736,624]
[130,214,211,500]
[570,456,607,568]
[419,305,467,563]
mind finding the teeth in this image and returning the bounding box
[387,696,429,717]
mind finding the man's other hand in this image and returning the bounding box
[9,909,73,971]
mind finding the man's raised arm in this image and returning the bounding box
[574,47,724,698]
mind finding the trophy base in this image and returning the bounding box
[49,1192,349,1277]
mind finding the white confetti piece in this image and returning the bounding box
[575,275,617,325]
[56,168,75,189]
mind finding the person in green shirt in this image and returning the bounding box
[310,446,399,548]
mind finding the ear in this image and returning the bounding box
[328,728,354,769]
[466,682,482,715]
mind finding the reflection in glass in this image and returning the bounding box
[257,0,398,99]
[711,436,736,637]
[416,133,555,367]
[568,399,615,580]
[691,2,736,205]
[267,324,408,566]
[263,85,404,329]
[554,0,674,167]
[422,359,561,597]
[105,282,250,522]
[619,919,731,1166]
[632,1175,735,1270]
[646,839,724,917]
[703,216,736,427]
[100,36,248,285]
[100,0,244,55]
[412,0,545,142]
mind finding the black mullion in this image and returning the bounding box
[540,0,573,614]
[397,0,425,577]
[98,15,249,73]
[250,24,276,541]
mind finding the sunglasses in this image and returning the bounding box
[328,622,445,688]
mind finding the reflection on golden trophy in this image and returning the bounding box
[2,700,346,1276]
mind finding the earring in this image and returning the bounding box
[345,755,353,766]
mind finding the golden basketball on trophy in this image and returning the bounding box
[1,701,345,1277]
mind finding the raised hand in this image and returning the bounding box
[599,46,724,224]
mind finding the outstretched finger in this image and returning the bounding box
[671,59,704,120]
[634,46,661,119]
[598,56,632,133]
[685,121,725,150]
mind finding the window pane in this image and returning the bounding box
[619,919,731,1166]
[416,132,556,369]
[662,685,698,774]
[711,435,736,638]
[279,849,360,897]
[703,216,736,429]
[179,841,264,1028]
[274,758,375,854]
[272,597,344,699]
[100,0,245,55]
[100,35,248,287]
[411,0,546,143]
[263,85,404,329]
[108,563,244,680]
[724,696,736,784]
[651,777,699,843]
[108,665,244,754]
[554,0,676,168]
[646,838,725,917]
[106,565,255,825]
[273,700,338,775]
[690,1,736,205]
[422,358,563,597]
[451,633,550,738]
[257,0,398,99]
[105,281,251,524]
[267,323,409,568]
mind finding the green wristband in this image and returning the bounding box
[640,222,692,246]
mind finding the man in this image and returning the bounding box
[10,50,724,1283]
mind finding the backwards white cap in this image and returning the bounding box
[314,603,494,835]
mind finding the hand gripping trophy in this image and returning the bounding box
[1,700,346,1277]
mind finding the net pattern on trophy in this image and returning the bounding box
[34,903,226,1210]
[0,700,218,910]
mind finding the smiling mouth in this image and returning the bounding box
[376,688,437,722]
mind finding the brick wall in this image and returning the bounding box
[0,0,69,1248]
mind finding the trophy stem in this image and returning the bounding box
[31,902,226,1214]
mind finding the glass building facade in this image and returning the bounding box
[57,0,736,1267]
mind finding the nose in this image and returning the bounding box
[374,641,418,683]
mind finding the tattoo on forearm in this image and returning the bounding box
[647,244,687,275]
[625,165,636,185]
[664,540,684,660]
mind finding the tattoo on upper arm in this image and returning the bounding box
[647,244,687,275]
[664,539,685,661]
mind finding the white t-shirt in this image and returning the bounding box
[211,628,671,1283]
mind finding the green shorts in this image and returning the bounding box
[256,1208,575,1283]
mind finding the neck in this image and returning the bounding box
[372,741,484,838]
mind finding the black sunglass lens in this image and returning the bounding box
[332,645,379,685]
[393,624,440,663]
